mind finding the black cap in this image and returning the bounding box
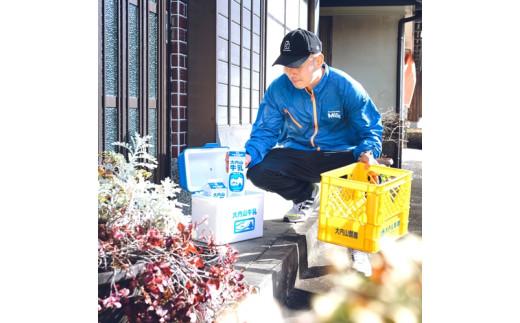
[272,28,322,68]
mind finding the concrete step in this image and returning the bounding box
[233,213,318,304]
[234,207,342,305]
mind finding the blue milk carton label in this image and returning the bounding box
[228,149,246,196]
[234,218,255,233]
[232,207,257,234]
[203,179,227,198]
[228,173,244,192]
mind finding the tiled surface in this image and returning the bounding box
[169,0,188,157]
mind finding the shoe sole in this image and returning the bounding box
[283,216,306,223]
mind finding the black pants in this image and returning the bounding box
[247,148,356,204]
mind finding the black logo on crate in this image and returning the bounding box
[381,220,401,236]
[335,228,358,239]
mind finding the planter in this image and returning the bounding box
[98,263,145,323]
[98,262,146,286]
[98,307,127,323]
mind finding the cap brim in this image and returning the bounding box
[272,54,309,68]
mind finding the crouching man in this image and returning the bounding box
[237,29,383,277]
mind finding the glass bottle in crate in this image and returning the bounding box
[227,148,246,196]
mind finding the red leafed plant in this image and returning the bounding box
[98,222,251,322]
[98,134,252,322]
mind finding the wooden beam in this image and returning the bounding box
[118,0,129,144]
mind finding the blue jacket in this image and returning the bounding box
[245,64,383,168]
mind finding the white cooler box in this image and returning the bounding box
[178,143,264,245]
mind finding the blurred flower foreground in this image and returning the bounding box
[218,234,422,323]
[312,235,422,323]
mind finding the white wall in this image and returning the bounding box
[321,6,413,114]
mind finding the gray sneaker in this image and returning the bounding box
[283,184,320,223]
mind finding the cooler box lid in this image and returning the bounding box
[178,143,229,193]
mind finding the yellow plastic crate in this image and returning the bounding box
[318,162,413,253]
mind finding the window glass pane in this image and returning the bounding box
[231,0,240,23]
[230,86,240,107]
[217,14,229,40]
[104,0,118,96]
[243,0,251,10]
[217,60,229,84]
[217,37,228,61]
[252,90,260,109]
[217,83,228,106]
[128,107,139,138]
[267,0,285,24]
[242,49,250,68]
[230,107,240,125]
[253,0,261,16]
[231,21,240,44]
[230,43,240,65]
[148,12,158,99]
[253,34,260,53]
[148,108,157,157]
[266,17,285,86]
[104,107,118,151]
[242,28,251,49]
[242,68,251,88]
[128,4,139,97]
[242,7,251,30]
[252,107,259,122]
[252,71,260,89]
[253,52,260,72]
[230,64,240,86]
[241,88,250,108]
[217,105,229,126]
[217,0,228,17]
[241,108,251,124]
[253,15,260,35]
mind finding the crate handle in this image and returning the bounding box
[351,162,380,184]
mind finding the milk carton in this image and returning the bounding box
[227,148,247,196]
[178,143,263,245]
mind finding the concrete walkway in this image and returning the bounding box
[402,148,422,236]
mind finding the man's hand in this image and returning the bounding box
[358,151,378,169]
[225,153,252,172]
